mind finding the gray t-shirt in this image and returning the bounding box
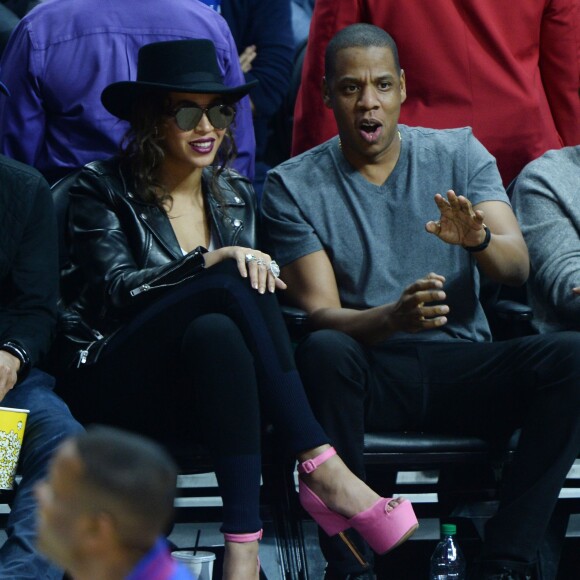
[262,125,510,343]
[511,146,580,333]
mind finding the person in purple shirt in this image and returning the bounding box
[35,425,194,580]
[0,0,256,184]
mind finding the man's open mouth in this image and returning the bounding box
[358,119,382,143]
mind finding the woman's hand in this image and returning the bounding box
[204,247,287,294]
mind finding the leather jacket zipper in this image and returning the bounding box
[129,260,188,297]
[130,283,151,297]
[78,349,89,366]
[77,329,110,367]
[129,272,199,297]
[129,250,208,297]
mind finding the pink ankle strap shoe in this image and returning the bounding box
[348,497,417,554]
[298,447,418,555]
[298,446,338,475]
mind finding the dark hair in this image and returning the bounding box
[119,90,237,209]
[74,425,178,544]
[325,24,401,82]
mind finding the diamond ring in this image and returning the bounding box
[245,253,257,263]
[269,260,280,278]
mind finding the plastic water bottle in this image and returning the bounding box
[429,523,466,579]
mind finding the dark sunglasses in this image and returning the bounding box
[170,103,236,131]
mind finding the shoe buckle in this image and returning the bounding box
[299,458,317,474]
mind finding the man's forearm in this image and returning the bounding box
[309,304,397,345]
[472,232,529,287]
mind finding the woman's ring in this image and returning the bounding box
[269,260,280,278]
[245,253,257,263]
[256,258,266,267]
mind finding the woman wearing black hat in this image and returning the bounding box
[56,39,417,579]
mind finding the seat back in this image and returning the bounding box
[50,170,82,269]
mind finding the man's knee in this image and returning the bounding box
[516,332,580,407]
[4,370,73,420]
[296,329,359,366]
[535,331,580,383]
[6,374,83,462]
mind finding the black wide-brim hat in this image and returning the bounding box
[102,39,257,121]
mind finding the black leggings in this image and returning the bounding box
[62,261,328,533]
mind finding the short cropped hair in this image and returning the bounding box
[74,426,178,546]
[325,23,401,82]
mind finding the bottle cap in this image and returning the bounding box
[441,523,456,535]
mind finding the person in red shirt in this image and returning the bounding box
[292,0,580,186]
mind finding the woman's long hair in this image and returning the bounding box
[119,90,238,209]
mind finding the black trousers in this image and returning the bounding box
[61,261,328,533]
[296,330,580,575]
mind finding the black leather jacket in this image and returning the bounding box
[58,158,258,369]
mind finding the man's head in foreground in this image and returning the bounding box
[35,425,178,577]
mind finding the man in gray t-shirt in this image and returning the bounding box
[262,24,580,580]
[511,146,580,334]
[265,124,511,343]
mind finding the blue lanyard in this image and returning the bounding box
[198,0,221,13]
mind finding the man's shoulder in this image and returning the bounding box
[513,146,580,205]
[520,145,580,178]
[400,125,492,169]
[17,0,81,27]
[270,138,337,177]
[0,157,51,238]
[19,0,228,46]
[21,0,220,19]
[401,124,476,147]
[0,155,47,190]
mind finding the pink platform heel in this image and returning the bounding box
[298,447,418,555]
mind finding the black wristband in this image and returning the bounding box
[0,341,31,382]
[463,225,491,253]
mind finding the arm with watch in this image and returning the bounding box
[0,342,30,392]
[0,161,59,399]
[278,192,530,346]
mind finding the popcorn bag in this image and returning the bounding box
[0,407,29,490]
